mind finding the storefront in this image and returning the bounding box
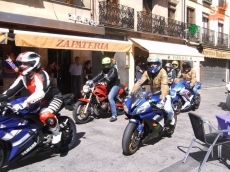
[202,48,230,87]
[129,38,205,85]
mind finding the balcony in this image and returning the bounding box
[202,0,212,4]
[217,32,228,47]
[202,28,215,45]
[137,11,186,39]
[98,1,134,30]
[186,23,201,42]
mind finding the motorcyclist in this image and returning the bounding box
[177,61,200,106]
[131,56,175,125]
[172,61,180,77]
[87,57,120,122]
[0,52,63,144]
[165,63,176,87]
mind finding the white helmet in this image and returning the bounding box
[16,52,41,76]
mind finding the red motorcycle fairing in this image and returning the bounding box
[78,98,90,103]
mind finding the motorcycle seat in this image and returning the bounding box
[62,93,74,105]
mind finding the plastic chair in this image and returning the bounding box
[182,112,230,172]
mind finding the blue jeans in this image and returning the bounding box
[192,83,200,97]
[108,85,120,117]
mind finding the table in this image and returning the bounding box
[216,115,230,137]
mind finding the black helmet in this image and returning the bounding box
[182,61,191,70]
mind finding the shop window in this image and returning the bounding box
[187,7,195,24]
[168,3,176,19]
[143,0,152,13]
[202,14,209,28]
[50,0,91,8]
[219,0,226,6]
[218,22,224,32]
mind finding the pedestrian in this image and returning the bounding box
[47,61,59,86]
[2,52,19,96]
[135,60,144,82]
[83,60,92,83]
[69,56,82,101]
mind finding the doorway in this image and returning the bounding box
[48,49,71,94]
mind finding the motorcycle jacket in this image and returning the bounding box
[167,69,176,84]
[131,68,169,100]
[3,68,60,104]
[174,68,181,78]
[177,68,197,87]
[92,67,120,89]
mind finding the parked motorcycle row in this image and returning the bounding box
[0,77,202,168]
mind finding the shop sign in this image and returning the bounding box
[167,55,193,61]
[56,40,109,50]
[68,13,97,26]
[203,49,230,59]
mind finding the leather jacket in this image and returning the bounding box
[92,67,120,89]
[177,68,197,87]
[131,68,169,100]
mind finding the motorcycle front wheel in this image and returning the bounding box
[0,144,5,168]
[72,101,91,124]
[122,123,140,156]
[56,116,77,153]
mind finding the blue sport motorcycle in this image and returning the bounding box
[170,78,201,115]
[122,88,177,155]
[0,94,77,168]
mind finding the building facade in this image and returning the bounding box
[1,0,226,94]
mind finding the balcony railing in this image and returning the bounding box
[98,1,134,30]
[217,32,228,47]
[202,28,215,45]
[137,11,186,39]
[186,23,201,42]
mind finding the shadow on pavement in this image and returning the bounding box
[177,145,230,170]
[217,102,229,111]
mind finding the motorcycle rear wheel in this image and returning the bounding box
[226,94,230,111]
[56,116,77,153]
[73,101,91,124]
[122,123,140,156]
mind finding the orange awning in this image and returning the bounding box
[14,30,132,52]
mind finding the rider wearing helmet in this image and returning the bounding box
[177,61,199,100]
[1,52,63,144]
[89,57,120,122]
[171,60,180,77]
[165,63,176,86]
[131,56,175,125]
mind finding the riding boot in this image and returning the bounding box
[50,123,62,144]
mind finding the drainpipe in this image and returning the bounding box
[227,16,230,82]
[182,0,184,23]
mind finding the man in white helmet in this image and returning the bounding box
[131,56,175,126]
[0,52,63,144]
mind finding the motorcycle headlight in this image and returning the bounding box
[83,85,90,93]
